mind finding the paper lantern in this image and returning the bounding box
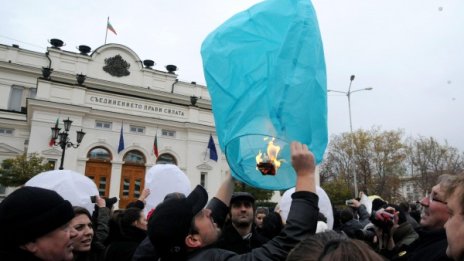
[143,164,191,215]
[201,0,327,190]
[25,169,98,214]
[279,186,334,229]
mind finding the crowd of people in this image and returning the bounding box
[0,141,463,261]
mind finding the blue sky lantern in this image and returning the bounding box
[201,0,327,190]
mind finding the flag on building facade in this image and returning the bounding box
[208,135,218,162]
[153,134,159,158]
[49,117,59,147]
[118,125,125,153]
[107,19,117,35]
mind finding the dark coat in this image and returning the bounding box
[0,248,43,261]
[391,227,452,261]
[186,191,319,261]
[215,223,269,254]
[339,219,364,238]
[392,222,419,248]
[104,226,146,261]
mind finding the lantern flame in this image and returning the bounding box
[256,137,283,175]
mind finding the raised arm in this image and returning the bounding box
[213,170,234,207]
[291,141,316,193]
[205,170,234,228]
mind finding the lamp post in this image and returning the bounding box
[328,75,373,197]
[50,117,86,170]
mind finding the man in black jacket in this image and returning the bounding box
[147,141,319,261]
[215,192,269,254]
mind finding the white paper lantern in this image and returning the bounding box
[25,169,98,214]
[279,186,334,229]
[143,164,191,216]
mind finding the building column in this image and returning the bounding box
[110,161,123,200]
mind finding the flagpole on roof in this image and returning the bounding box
[105,17,109,45]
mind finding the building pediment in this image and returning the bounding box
[196,162,213,171]
[0,143,23,155]
[41,148,62,156]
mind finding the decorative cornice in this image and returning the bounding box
[41,148,62,156]
[196,162,213,170]
[0,143,23,155]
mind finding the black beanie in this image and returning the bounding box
[0,186,74,248]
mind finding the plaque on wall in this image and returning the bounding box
[103,54,131,77]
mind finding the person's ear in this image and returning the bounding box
[185,234,202,248]
[22,242,38,253]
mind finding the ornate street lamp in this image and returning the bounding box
[50,117,86,170]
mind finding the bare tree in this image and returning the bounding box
[320,127,406,202]
[406,136,464,195]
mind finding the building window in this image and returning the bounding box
[156,153,177,165]
[47,159,57,170]
[200,172,207,188]
[406,185,410,192]
[8,86,24,112]
[123,150,146,165]
[7,86,36,112]
[95,121,112,129]
[130,125,145,134]
[88,147,112,161]
[0,128,14,136]
[161,129,176,137]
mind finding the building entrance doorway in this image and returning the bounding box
[119,150,146,208]
[85,147,112,197]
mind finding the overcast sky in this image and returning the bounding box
[1,0,463,151]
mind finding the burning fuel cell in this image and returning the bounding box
[256,137,284,176]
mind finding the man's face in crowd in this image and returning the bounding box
[230,200,254,228]
[25,222,77,261]
[420,183,449,230]
[192,208,221,247]
[445,187,464,261]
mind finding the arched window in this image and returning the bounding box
[123,150,146,165]
[87,147,112,161]
[85,147,112,197]
[156,153,177,165]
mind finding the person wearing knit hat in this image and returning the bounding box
[0,186,76,261]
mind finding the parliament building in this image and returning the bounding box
[0,40,229,207]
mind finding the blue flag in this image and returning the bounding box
[208,135,218,161]
[201,0,327,190]
[118,125,125,153]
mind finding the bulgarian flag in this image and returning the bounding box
[49,118,59,147]
[153,134,159,158]
[107,18,117,35]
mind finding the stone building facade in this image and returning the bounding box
[0,41,229,206]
